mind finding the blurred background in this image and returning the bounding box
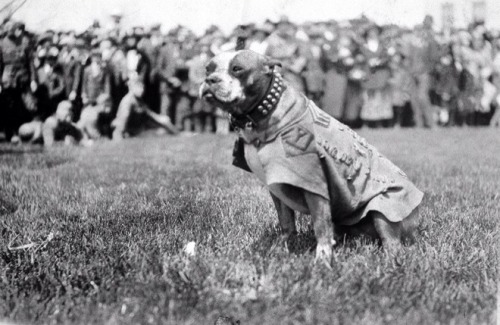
[0,0,499,146]
[3,0,500,34]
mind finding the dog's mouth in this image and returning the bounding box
[201,86,241,108]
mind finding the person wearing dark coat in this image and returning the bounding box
[359,25,393,128]
[320,34,351,121]
[265,19,307,94]
[33,47,66,120]
[138,25,178,116]
[81,50,110,106]
[320,31,364,128]
[100,37,127,117]
[58,37,84,110]
[0,21,36,142]
[124,34,151,93]
[302,33,325,105]
[404,16,440,128]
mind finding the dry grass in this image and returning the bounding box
[0,128,498,324]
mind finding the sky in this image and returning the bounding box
[4,0,500,35]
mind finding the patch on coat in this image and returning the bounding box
[310,104,331,128]
[281,126,315,157]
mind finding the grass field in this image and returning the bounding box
[0,128,499,325]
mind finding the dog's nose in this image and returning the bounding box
[206,75,222,85]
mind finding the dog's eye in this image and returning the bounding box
[232,66,243,73]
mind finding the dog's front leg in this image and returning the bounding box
[270,192,297,242]
[303,191,336,266]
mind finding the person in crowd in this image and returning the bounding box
[138,24,179,118]
[470,27,495,125]
[320,27,358,123]
[123,32,150,88]
[81,49,110,107]
[3,15,500,145]
[360,24,394,128]
[405,16,440,128]
[302,28,325,104]
[491,37,500,127]
[432,44,459,126]
[170,31,198,129]
[42,100,83,147]
[111,77,179,140]
[100,36,127,117]
[0,21,36,143]
[266,18,308,94]
[183,41,214,132]
[247,23,272,55]
[78,93,112,140]
[58,32,85,117]
[390,51,415,127]
[33,46,66,120]
[35,32,54,68]
[454,30,484,126]
[18,118,43,144]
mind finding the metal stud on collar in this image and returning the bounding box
[230,71,285,130]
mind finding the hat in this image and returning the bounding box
[7,21,24,35]
[37,32,53,45]
[132,26,145,37]
[150,23,161,33]
[12,21,25,31]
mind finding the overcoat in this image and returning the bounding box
[235,87,423,225]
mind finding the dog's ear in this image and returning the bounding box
[264,57,282,75]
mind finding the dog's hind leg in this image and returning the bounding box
[270,192,297,240]
[400,207,420,244]
[371,211,403,251]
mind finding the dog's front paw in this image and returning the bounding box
[314,239,336,269]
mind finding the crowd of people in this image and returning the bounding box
[0,13,499,146]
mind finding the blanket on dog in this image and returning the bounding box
[234,93,423,225]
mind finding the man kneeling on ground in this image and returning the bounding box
[42,100,84,146]
[78,93,112,140]
[18,100,84,146]
[111,77,179,140]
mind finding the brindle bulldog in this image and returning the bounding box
[200,50,423,265]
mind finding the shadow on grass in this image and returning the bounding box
[0,194,17,216]
[0,144,72,170]
[251,227,317,257]
[0,144,44,155]
[251,223,390,258]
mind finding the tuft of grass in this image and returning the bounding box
[0,128,498,325]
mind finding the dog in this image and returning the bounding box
[200,50,423,264]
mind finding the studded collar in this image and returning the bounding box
[230,69,286,130]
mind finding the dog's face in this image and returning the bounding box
[200,50,280,115]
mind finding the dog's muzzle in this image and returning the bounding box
[199,83,213,100]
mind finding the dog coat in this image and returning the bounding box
[234,90,423,225]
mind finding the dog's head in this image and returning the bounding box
[200,50,281,115]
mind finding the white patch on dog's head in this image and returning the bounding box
[201,51,246,106]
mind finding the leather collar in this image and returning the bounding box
[230,68,286,130]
